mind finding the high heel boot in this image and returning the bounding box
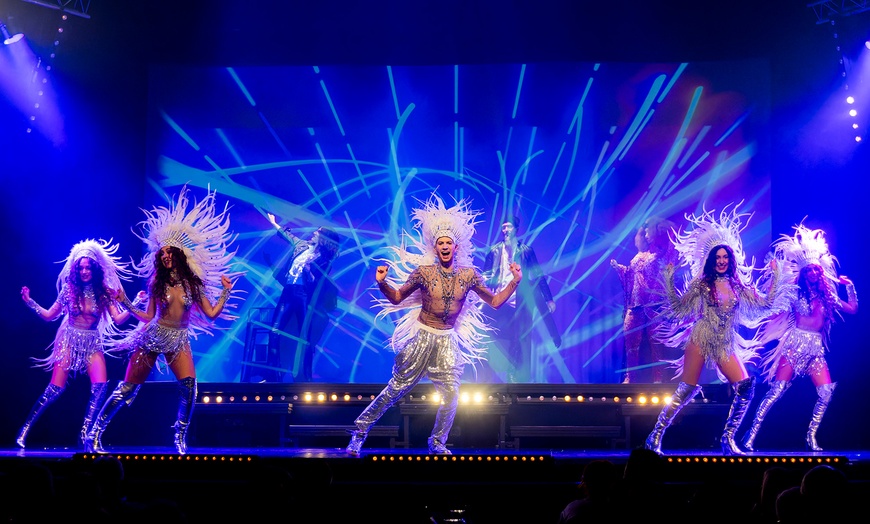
[806,382,836,452]
[741,380,790,452]
[16,384,64,448]
[645,381,702,454]
[173,377,197,455]
[86,381,141,454]
[81,382,109,450]
[721,376,755,456]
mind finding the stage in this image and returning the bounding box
[5,382,870,522]
[2,442,868,522]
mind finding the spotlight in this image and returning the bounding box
[0,21,24,45]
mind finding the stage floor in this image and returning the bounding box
[2,445,868,523]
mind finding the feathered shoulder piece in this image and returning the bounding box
[56,238,132,293]
[671,202,755,286]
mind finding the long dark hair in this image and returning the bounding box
[797,264,836,325]
[702,244,737,303]
[66,256,111,317]
[151,246,204,304]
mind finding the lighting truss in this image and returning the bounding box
[809,0,870,24]
[20,0,91,20]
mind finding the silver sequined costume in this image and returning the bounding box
[658,265,780,381]
[34,285,110,374]
[354,265,506,442]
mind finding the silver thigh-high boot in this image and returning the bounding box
[86,381,141,454]
[16,384,65,449]
[81,382,109,449]
[428,377,460,455]
[807,382,836,451]
[645,381,702,454]
[346,381,411,456]
[741,380,790,452]
[173,377,197,455]
[721,377,755,455]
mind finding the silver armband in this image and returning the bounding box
[846,282,857,304]
[121,293,145,315]
[25,298,42,315]
[218,287,231,303]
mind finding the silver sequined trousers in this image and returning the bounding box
[354,326,463,445]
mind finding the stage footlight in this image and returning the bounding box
[1,21,24,45]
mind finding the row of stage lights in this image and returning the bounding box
[198,390,691,406]
[73,452,841,467]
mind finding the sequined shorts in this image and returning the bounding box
[123,322,191,367]
[781,328,827,378]
[35,324,103,374]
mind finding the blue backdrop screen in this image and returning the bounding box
[144,60,771,383]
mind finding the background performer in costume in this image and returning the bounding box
[86,185,241,455]
[346,194,521,456]
[742,222,857,452]
[264,213,341,382]
[611,216,678,383]
[483,214,558,383]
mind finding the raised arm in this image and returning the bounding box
[269,213,304,247]
[20,286,62,322]
[197,275,234,320]
[107,288,148,324]
[838,275,858,315]
[117,285,156,323]
[474,263,523,309]
[375,265,420,305]
[663,263,703,320]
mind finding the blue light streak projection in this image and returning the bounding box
[144,60,771,384]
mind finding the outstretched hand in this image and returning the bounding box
[509,262,523,283]
[221,275,233,289]
[375,265,388,283]
[20,286,31,303]
[267,212,281,230]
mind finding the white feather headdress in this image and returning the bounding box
[772,221,838,286]
[373,194,489,364]
[56,238,132,293]
[131,184,241,334]
[672,202,755,286]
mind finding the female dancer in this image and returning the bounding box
[86,185,240,455]
[645,204,782,455]
[742,223,857,451]
[17,239,134,449]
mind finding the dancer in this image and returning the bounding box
[86,185,240,455]
[16,239,134,449]
[346,194,522,456]
[611,216,678,383]
[265,213,341,382]
[482,214,559,382]
[742,223,857,451]
[645,204,782,455]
